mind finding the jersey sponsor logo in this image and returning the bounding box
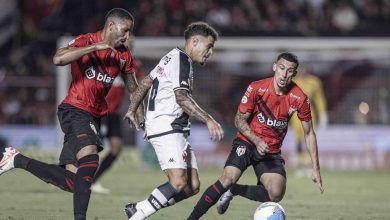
[150,198,162,210]
[85,66,116,83]
[162,55,172,65]
[257,112,288,129]
[241,96,248,104]
[236,145,246,156]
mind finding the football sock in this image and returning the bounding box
[231,184,270,202]
[73,154,99,220]
[166,191,187,207]
[15,155,75,192]
[187,180,226,220]
[93,153,117,182]
[136,182,178,217]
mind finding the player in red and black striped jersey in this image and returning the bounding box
[92,35,145,194]
[0,8,144,220]
[188,52,324,220]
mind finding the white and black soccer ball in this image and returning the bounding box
[253,202,286,220]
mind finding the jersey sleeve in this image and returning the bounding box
[238,83,256,113]
[68,34,89,47]
[172,53,191,91]
[297,96,312,121]
[122,51,134,75]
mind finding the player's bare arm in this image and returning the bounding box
[123,73,147,129]
[301,119,324,193]
[234,110,269,155]
[175,89,224,141]
[53,42,116,66]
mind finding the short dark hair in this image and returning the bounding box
[277,52,299,69]
[105,8,134,22]
[184,22,218,41]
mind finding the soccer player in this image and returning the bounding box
[0,8,144,220]
[91,35,144,194]
[123,22,224,220]
[187,52,324,220]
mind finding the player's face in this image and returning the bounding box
[190,35,215,65]
[109,19,133,48]
[273,58,298,89]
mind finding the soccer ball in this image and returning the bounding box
[253,202,286,220]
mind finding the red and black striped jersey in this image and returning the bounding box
[236,77,312,154]
[62,31,134,117]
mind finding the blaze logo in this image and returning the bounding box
[257,112,288,129]
[85,67,115,83]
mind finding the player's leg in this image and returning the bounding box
[188,139,252,220]
[229,155,287,202]
[167,147,201,206]
[73,145,99,220]
[93,114,123,188]
[125,133,191,220]
[0,145,75,192]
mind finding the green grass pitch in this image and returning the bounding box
[0,149,389,220]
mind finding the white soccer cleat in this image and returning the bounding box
[0,146,20,175]
[216,189,234,214]
[91,182,110,194]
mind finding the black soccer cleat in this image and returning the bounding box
[124,203,138,219]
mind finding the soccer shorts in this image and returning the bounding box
[57,103,103,167]
[100,113,122,138]
[149,133,198,170]
[224,138,286,178]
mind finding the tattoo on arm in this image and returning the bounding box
[235,111,261,143]
[125,74,153,112]
[175,89,212,123]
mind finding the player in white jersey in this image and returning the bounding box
[123,22,224,220]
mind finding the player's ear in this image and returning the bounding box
[191,36,199,47]
[272,63,276,72]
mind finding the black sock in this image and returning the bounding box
[93,153,117,182]
[231,184,270,202]
[188,180,226,220]
[165,191,187,207]
[15,155,75,192]
[73,154,99,220]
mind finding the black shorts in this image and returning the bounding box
[57,103,103,167]
[225,138,286,179]
[100,113,122,138]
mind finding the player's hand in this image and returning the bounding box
[206,119,224,142]
[254,139,269,155]
[124,110,139,130]
[312,169,324,194]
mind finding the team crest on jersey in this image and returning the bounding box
[89,122,98,135]
[241,96,248,104]
[119,58,125,70]
[236,145,246,156]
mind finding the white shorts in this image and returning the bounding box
[149,133,198,170]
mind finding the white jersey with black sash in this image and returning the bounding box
[145,47,193,139]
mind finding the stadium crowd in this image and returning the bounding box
[0,0,389,125]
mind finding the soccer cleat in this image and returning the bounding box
[0,146,20,175]
[216,190,234,214]
[124,203,145,220]
[91,182,110,194]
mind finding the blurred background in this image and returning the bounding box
[1,0,390,170]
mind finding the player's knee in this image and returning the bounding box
[268,188,284,202]
[219,174,236,188]
[170,177,188,192]
[110,146,122,155]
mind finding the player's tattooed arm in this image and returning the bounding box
[123,73,151,129]
[175,89,212,123]
[235,110,269,154]
[176,89,224,141]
